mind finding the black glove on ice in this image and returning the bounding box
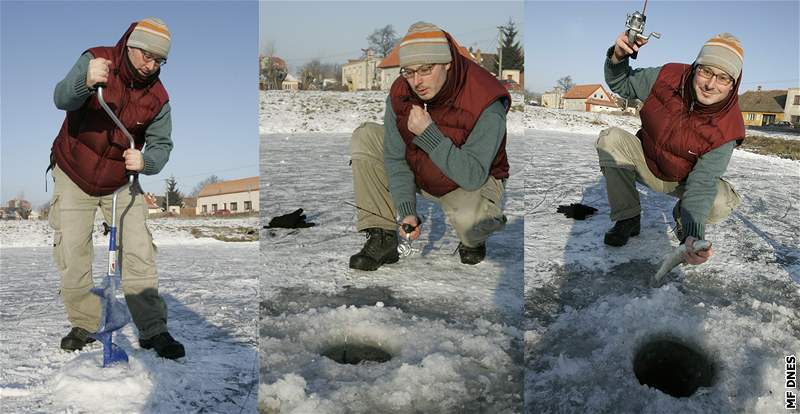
[556,203,598,220]
[265,208,316,228]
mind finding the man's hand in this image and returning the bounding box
[408,105,432,136]
[123,149,144,172]
[399,215,421,241]
[86,58,112,89]
[611,31,648,64]
[683,236,713,265]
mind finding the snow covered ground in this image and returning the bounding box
[524,104,800,141]
[259,132,530,413]
[260,90,526,136]
[524,128,799,413]
[1,217,260,412]
[0,215,259,249]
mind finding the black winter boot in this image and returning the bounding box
[458,242,486,265]
[603,215,641,246]
[140,332,186,360]
[60,327,96,351]
[349,228,399,271]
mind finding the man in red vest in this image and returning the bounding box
[49,18,184,359]
[349,22,511,270]
[597,33,745,266]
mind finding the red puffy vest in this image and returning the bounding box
[51,22,169,196]
[638,63,744,182]
[389,33,511,197]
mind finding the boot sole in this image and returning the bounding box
[603,230,640,247]
[349,253,399,271]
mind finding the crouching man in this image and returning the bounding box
[597,32,745,266]
[349,22,511,270]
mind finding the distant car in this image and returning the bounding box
[212,209,231,216]
[500,79,521,91]
[775,121,792,127]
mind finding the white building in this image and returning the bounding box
[282,73,300,90]
[563,84,618,112]
[197,176,259,215]
[784,87,800,125]
[342,49,381,91]
[541,88,563,109]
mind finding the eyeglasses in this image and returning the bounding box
[696,65,733,87]
[400,64,437,79]
[132,47,167,66]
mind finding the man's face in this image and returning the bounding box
[126,47,165,78]
[693,64,735,106]
[401,63,450,101]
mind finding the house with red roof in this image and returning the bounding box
[563,84,619,112]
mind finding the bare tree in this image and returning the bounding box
[367,25,398,57]
[190,175,222,197]
[556,76,575,92]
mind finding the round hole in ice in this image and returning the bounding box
[633,338,715,398]
[320,342,392,365]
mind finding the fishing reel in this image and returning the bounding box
[625,10,661,45]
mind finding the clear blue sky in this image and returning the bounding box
[525,0,800,93]
[260,1,524,73]
[1,1,258,207]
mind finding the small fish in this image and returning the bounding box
[652,240,712,286]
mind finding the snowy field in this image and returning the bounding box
[524,105,800,141]
[1,218,260,412]
[0,215,259,249]
[260,90,526,136]
[259,132,530,413]
[524,128,799,413]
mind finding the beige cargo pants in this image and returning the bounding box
[49,165,166,339]
[595,127,741,223]
[351,122,506,248]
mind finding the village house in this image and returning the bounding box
[541,87,564,109]
[783,87,800,126]
[196,176,259,216]
[144,193,162,216]
[739,88,787,126]
[281,73,300,90]
[562,84,618,112]
[342,49,381,91]
[0,198,33,220]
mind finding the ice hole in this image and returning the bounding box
[321,343,392,365]
[633,338,715,398]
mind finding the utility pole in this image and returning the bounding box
[497,25,504,81]
[165,179,170,216]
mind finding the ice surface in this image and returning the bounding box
[259,131,530,412]
[1,244,259,412]
[524,129,800,413]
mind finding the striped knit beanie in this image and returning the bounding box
[398,22,452,67]
[127,17,171,58]
[696,33,743,79]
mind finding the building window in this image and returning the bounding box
[202,205,207,214]
[230,202,238,212]
[746,113,755,121]
[792,115,800,124]
[244,201,252,211]
[212,203,217,212]
[794,95,800,105]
